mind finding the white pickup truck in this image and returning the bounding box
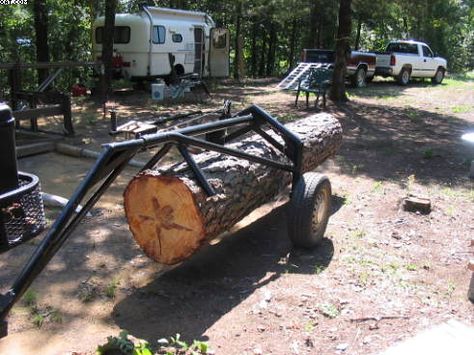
[374,40,447,85]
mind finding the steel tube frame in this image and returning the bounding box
[0,105,303,337]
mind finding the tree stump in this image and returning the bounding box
[124,113,343,264]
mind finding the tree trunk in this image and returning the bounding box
[329,0,352,102]
[250,21,258,77]
[258,32,267,77]
[124,113,343,265]
[233,1,242,80]
[33,0,50,87]
[99,0,117,101]
[288,18,297,70]
[266,22,277,76]
[355,16,362,50]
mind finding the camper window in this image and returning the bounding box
[95,26,130,44]
[212,32,227,49]
[172,34,183,43]
[152,26,166,44]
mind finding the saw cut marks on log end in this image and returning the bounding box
[124,174,206,265]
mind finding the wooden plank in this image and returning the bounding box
[0,61,101,70]
[16,141,56,158]
[13,106,63,121]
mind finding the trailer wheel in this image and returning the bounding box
[287,173,332,248]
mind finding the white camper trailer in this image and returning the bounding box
[92,6,229,82]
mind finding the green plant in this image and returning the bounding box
[22,289,38,307]
[372,181,384,193]
[405,263,418,271]
[304,321,315,332]
[32,313,44,328]
[314,264,326,274]
[318,303,339,319]
[350,229,366,239]
[96,331,154,355]
[105,278,120,299]
[49,309,63,323]
[423,149,433,159]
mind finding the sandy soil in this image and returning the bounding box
[0,75,473,354]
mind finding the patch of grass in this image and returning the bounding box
[83,113,98,125]
[405,109,421,122]
[278,113,299,123]
[452,104,472,114]
[351,163,365,175]
[22,289,38,307]
[350,229,366,239]
[105,277,120,299]
[313,264,326,274]
[49,309,63,323]
[405,263,418,271]
[32,313,45,328]
[423,149,434,159]
[358,271,369,286]
[304,321,316,332]
[381,262,400,274]
[446,281,456,297]
[372,180,384,193]
[318,303,339,319]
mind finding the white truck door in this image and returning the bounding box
[209,28,229,77]
[421,45,437,78]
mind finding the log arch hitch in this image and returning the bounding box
[0,104,305,337]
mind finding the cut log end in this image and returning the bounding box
[124,174,206,264]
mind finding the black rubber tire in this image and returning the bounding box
[287,172,332,248]
[351,67,367,88]
[397,67,411,86]
[431,68,445,84]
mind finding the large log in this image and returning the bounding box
[124,113,343,264]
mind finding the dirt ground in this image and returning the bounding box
[0,74,473,354]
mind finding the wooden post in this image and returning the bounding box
[61,94,74,136]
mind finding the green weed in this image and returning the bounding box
[423,149,433,159]
[405,263,418,271]
[32,313,45,328]
[105,277,120,299]
[372,181,384,193]
[22,289,38,307]
[318,303,339,319]
[452,104,472,113]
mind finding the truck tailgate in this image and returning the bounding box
[376,54,391,67]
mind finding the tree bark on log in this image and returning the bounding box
[124,113,343,265]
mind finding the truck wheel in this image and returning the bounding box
[287,173,332,248]
[397,68,411,86]
[352,67,367,88]
[431,68,445,85]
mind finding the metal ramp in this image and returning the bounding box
[277,63,325,91]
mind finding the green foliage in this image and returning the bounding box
[318,303,340,318]
[22,289,38,307]
[96,331,154,355]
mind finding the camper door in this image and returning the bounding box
[209,28,229,77]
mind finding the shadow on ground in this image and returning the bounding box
[325,100,473,187]
[113,204,334,344]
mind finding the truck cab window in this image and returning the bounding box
[95,26,130,44]
[152,26,166,44]
[422,46,433,57]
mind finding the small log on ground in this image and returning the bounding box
[124,113,343,264]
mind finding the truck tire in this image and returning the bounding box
[431,68,445,85]
[397,68,411,86]
[351,67,367,88]
[287,173,332,248]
